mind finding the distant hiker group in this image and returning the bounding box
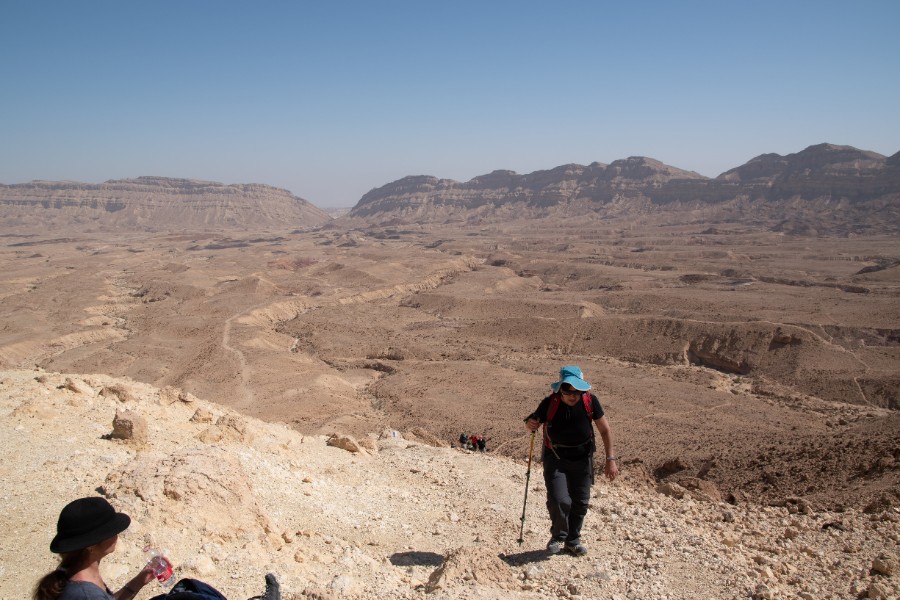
[458,432,486,452]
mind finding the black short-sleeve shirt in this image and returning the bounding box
[531,393,604,458]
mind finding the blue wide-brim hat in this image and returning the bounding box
[550,365,591,392]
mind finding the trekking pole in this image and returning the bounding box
[517,429,537,544]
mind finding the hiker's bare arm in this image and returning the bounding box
[114,565,154,600]
[594,416,619,481]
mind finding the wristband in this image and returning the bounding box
[606,456,617,461]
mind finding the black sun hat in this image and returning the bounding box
[50,497,131,554]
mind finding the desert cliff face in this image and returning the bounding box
[345,144,900,235]
[0,176,331,232]
[348,158,706,220]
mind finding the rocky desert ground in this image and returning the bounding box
[0,217,898,599]
[1,368,897,600]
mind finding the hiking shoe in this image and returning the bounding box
[564,541,588,556]
[247,573,280,600]
[262,573,280,600]
[546,539,565,554]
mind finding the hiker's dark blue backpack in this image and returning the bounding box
[150,579,227,600]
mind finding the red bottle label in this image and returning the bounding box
[152,556,173,581]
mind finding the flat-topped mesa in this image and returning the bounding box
[0,176,331,232]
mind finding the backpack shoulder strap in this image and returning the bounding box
[546,393,561,422]
[543,393,561,449]
[584,393,597,453]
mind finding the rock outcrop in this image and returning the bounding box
[0,176,331,232]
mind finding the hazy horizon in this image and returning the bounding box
[2,1,898,208]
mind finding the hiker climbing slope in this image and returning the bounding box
[524,365,618,557]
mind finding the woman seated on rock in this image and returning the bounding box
[33,496,280,600]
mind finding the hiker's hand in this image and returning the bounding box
[137,564,155,586]
[604,459,619,482]
[119,565,154,599]
[526,418,540,432]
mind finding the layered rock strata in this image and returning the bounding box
[346,144,900,234]
[0,176,331,231]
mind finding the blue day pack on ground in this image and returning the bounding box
[149,578,228,600]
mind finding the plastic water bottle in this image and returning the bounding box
[144,546,176,588]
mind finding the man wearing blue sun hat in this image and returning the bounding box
[525,365,618,556]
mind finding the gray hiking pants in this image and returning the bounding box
[543,451,593,543]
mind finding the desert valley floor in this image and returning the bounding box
[1,220,897,514]
[1,217,899,599]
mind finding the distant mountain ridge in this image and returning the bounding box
[3,144,898,234]
[0,176,331,232]
[346,144,900,234]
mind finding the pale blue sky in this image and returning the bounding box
[1,1,898,207]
